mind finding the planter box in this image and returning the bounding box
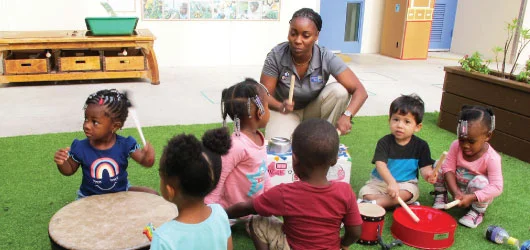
[438,66,530,163]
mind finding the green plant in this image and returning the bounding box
[459,52,491,74]
[516,58,530,84]
[100,2,117,17]
[492,18,530,79]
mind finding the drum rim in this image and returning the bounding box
[358,202,386,217]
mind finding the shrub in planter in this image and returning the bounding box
[438,19,530,163]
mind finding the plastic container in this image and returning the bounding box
[485,226,519,247]
[85,17,138,36]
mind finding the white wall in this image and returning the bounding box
[0,0,389,66]
[360,0,384,53]
[0,0,319,67]
[451,0,521,63]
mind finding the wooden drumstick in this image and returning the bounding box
[432,151,448,179]
[444,200,461,210]
[124,91,146,147]
[288,74,295,105]
[129,108,146,147]
[397,197,420,223]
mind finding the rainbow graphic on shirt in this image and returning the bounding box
[90,157,120,179]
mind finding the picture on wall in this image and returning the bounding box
[142,0,279,20]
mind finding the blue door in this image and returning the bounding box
[429,0,458,51]
[319,0,365,53]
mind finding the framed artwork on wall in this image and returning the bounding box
[142,0,279,21]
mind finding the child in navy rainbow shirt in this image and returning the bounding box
[54,89,156,198]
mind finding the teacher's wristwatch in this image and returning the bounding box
[343,110,352,119]
[343,110,354,124]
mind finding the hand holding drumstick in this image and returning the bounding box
[444,200,461,209]
[445,193,477,209]
[428,152,448,183]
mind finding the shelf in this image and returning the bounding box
[0,70,150,84]
[0,29,159,85]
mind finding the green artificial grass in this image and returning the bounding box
[0,113,528,249]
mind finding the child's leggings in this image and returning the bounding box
[434,167,491,213]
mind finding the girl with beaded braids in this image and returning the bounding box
[261,7,367,140]
[205,78,272,225]
[152,127,232,250]
[431,105,503,229]
[54,89,157,199]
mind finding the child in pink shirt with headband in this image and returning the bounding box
[205,78,272,224]
[431,105,503,229]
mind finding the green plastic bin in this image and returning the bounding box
[85,17,138,36]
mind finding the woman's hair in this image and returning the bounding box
[290,8,322,31]
[457,105,495,137]
[159,127,231,198]
[84,89,130,124]
[220,78,269,132]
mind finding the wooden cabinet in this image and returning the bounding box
[0,29,159,85]
[380,0,435,60]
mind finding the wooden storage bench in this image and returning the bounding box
[0,29,159,84]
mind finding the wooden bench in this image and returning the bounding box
[0,29,159,85]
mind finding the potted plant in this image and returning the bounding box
[438,19,530,163]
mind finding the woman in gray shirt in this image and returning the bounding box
[261,8,368,139]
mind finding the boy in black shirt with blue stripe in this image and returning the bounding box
[359,94,436,209]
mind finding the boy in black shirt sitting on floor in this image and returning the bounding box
[359,94,436,209]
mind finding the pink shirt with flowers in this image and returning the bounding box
[441,140,503,202]
[205,131,271,208]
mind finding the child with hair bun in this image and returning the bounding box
[431,105,503,229]
[54,89,156,198]
[151,127,233,249]
[205,78,271,224]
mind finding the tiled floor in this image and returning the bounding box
[0,52,461,138]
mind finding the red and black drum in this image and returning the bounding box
[358,203,386,245]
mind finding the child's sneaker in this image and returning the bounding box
[430,191,447,209]
[410,201,421,206]
[459,209,484,228]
